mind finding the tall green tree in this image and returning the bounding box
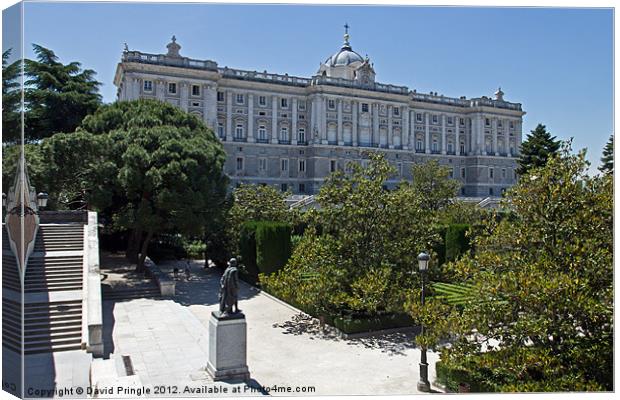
[598,134,613,175]
[2,49,22,143]
[24,44,102,141]
[263,153,449,316]
[411,159,461,211]
[517,124,561,175]
[409,144,613,391]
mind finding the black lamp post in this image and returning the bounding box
[417,251,431,392]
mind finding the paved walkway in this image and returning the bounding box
[97,257,441,396]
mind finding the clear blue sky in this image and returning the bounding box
[4,2,614,171]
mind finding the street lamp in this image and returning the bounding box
[417,251,431,392]
[36,192,49,209]
[2,193,6,209]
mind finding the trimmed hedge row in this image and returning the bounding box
[239,221,292,283]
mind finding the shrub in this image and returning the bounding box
[239,221,260,281]
[444,224,470,262]
[255,221,292,275]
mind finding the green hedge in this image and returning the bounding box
[445,224,470,262]
[239,221,260,283]
[240,221,292,282]
[435,361,493,392]
[256,221,292,275]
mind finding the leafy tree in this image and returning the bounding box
[24,44,102,141]
[411,159,461,211]
[598,134,613,175]
[517,124,560,175]
[34,99,227,270]
[264,153,450,316]
[409,144,613,391]
[2,49,22,143]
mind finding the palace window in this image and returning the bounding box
[459,118,465,126]
[235,124,244,139]
[328,99,335,109]
[298,128,306,143]
[259,158,267,172]
[460,141,466,155]
[330,160,337,173]
[432,115,438,124]
[236,94,244,104]
[489,168,494,179]
[361,103,369,113]
[432,139,438,152]
[461,168,466,179]
[416,113,423,122]
[258,125,267,140]
[281,98,288,108]
[281,159,289,172]
[447,116,453,125]
[236,157,244,171]
[217,91,224,102]
[447,142,454,153]
[191,102,200,107]
[298,101,306,111]
[192,85,200,96]
[502,168,506,179]
[299,159,306,172]
[485,118,490,126]
[416,138,424,151]
[393,107,400,117]
[280,126,289,141]
[449,168,454,178]
[168,82,177,94]
[498,120,503,128]
[281,183,288,192]
[510,121,514,129]
[299,183,306,193]
[489,188,494,196]
[217,123,225,138]
[259,96,267,106]
[397,162,403,176]
[143,80,153,92]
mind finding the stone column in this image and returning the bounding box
[292,98,298,145]
[156,80,165,102]
[387,105,393,149]
[402,107,409,150]
[247,94,255,143]
[226,91,233,141]
[455,116,461,155]
[337,99,343,146]
[424,112,430,154]
[271,95,278,144]
[310,96,317,144]
[373,103,380,146]
[492,118,498,155]
[180,82,189,112]
[441,114,447,154]
[132,77,140,100]
[516,119,523,155]
[352,100,358,146]
[320,97,327,144]
[203,84,217,130]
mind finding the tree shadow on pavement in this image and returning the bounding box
[271,312,419,356]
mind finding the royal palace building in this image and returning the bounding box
[114,30,525,196]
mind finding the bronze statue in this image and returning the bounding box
[218,258,240,316]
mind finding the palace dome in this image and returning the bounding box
[324,44,364,67]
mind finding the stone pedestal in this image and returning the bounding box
[206,312,250,381]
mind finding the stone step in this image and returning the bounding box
[25,285,84,293]
[103,287,161,300]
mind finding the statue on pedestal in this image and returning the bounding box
[218,258,240,316]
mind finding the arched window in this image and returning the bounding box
[258,125,267,140]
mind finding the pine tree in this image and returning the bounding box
[599,134,613,175]
[517,124,561,176]
[2,49,22,143]
[24,44,102,141]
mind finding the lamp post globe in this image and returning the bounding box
[37,192,49,209]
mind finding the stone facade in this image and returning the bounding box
[113,33,525,196]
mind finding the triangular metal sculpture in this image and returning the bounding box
[4,158,40,283]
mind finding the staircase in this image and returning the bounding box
[2,222,87,355]
[102,285,161,301]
